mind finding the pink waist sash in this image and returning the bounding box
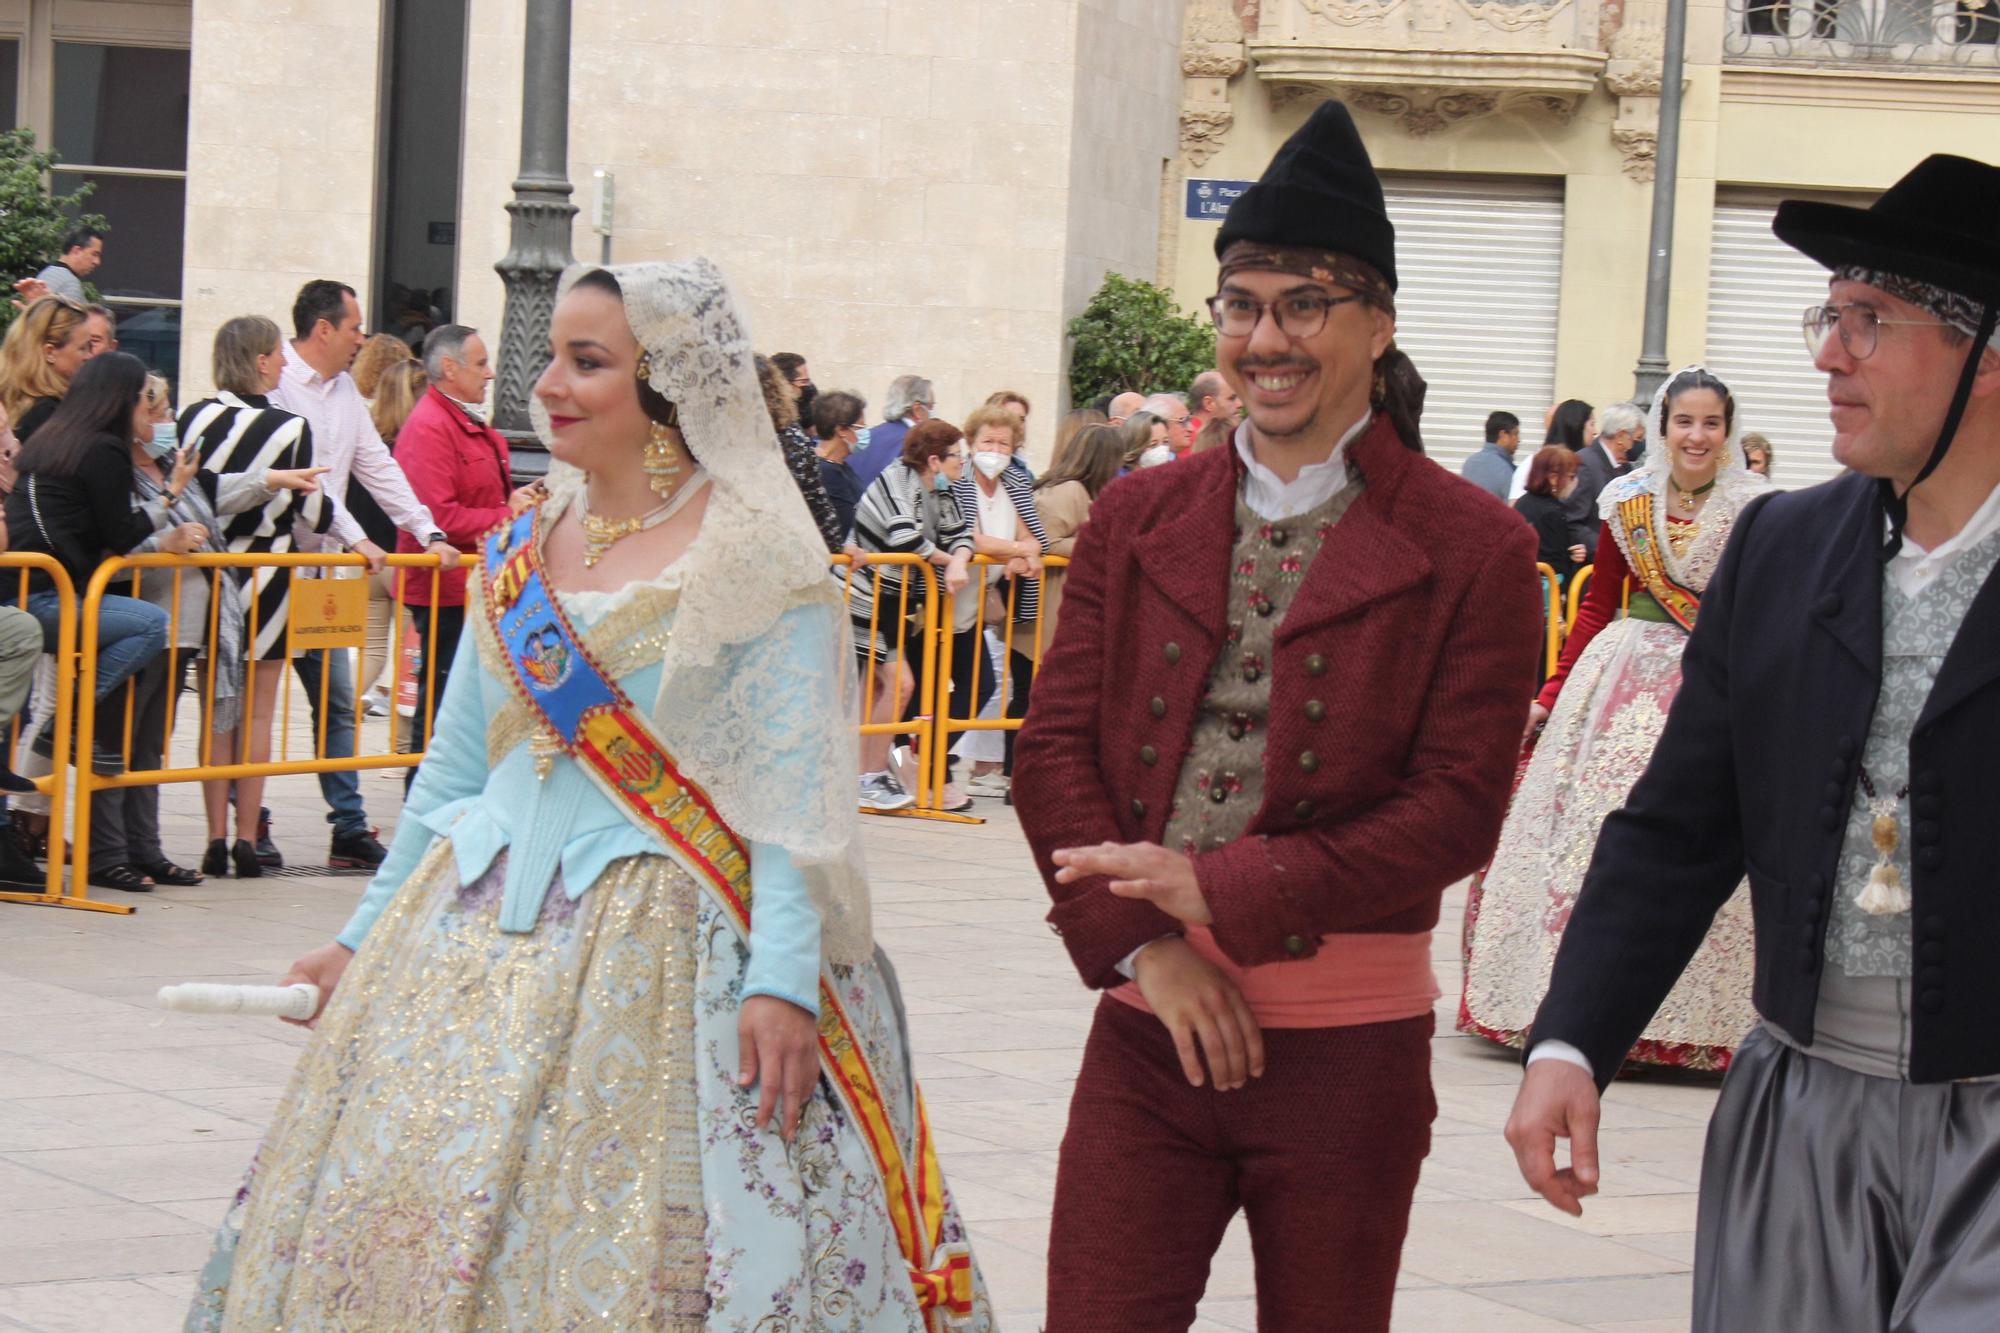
[1110,928,1439,1029]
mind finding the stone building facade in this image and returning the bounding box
[1167,0,1998,483]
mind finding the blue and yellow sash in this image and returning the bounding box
[482,507,974,1326]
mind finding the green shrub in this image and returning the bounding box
[1067,271,1216,406]
[0,130,107,332]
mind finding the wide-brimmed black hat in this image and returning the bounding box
[1216,101,1396,291]
[1773,154,2000,305]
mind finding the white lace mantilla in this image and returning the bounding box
[527,258,872,965]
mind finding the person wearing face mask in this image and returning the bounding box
[84,375,325,893]
[770,350,814,430]
[1461,367,1769,1070]
[1512,446,1588,581]
[951,404,1048,799]
[849,418,976,810]
[807,388,870,542]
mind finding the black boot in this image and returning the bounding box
[0,829,43,890]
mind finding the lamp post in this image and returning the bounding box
[1633,0,1689,406]
[493,0,576,480]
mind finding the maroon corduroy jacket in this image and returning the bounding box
[1013,415,1543,990]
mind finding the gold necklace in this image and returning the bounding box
[576,471,706,567]
[1667,518,1700,561]
[1672,476,1717,513]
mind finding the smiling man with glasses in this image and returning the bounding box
[1509,153,2000,1332]
[1015,101,1542,1332]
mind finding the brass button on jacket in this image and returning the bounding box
[1130,798,1146,819]
[1241,663,1262,684]
[1294,800,1316,821]
[1298,751,1320,773]
[1283,934,1308,957]
[1139,745,1158,767]
[1149,697,1167,718]
[1269,526,1289,547]
[1208,785,1228,805]
[1163,642,1182,664]
[1304,699,1326,722]
[1305,654,1327,676]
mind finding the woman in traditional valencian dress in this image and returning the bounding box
[185,260,994,1332]
[1460,366,1769,1070]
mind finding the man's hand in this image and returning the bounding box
[11,277,50,309]
[1132,938,1264,1090]
[278,941,354,1029]
[351,539,388,576]
[426,540,463,570]
[1569,543,1587,566]
[1504,1058,1602,1216]
[737,994,820,1142]
[1055,841,1211,925]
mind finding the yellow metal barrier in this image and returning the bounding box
[926,553,1069,821]
[1566,564,1594,634]
[0,555,83,911]
[832,552,969,822]
[1535,563,1562,680]
[70,551,464,896]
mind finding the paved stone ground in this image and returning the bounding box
[0,727,1722,1331]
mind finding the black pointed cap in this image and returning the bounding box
[1214,101,1397,291]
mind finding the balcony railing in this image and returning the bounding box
[1725,0,2000,67]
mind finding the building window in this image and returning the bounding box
[0,41,18,132]
[1728,0,2000,61]
[50,42,189,388]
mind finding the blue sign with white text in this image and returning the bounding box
[1186,178,1255,221]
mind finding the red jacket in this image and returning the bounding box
[1013,415,1543,989]
[394,387,512,607]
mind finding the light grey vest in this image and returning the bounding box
[1791,526,2000,1078]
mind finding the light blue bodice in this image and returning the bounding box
[336,593,823,1015]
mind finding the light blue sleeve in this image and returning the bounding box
[742,840,824,1016]
[336,626,490,951]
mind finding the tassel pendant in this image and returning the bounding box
[1855,861,1911,917]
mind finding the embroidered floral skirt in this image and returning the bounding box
[1458,619,1756,1072]
[183,838,995,1332]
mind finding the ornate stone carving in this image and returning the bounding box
[1612,126,1659,180]
[1180,0,1249,165]
[1250,0,1609,127]
[1180,107,1236,166]
[1603,0,1673,184]
[1348,87,1499,134]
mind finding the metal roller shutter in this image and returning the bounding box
[1706,192,1870,489]
[1382,176,1564,476]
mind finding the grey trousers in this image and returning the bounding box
[0,606,42,732]
[1693,1024,2000,1332]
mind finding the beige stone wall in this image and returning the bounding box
[183,0,1187,457]
[182,0,382,399]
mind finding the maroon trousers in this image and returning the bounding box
[1046,998,1435,1333]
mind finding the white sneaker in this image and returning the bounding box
[965,772,1010,798]
[859,772,915,812]
[361,687,390,719]
[939,781,973,813]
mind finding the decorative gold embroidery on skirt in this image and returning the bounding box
[217,840,707,1331]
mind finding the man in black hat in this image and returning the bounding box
[1506,153,2000,1330]
[1015,102,1541,1330]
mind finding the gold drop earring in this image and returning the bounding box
[635,351,686,499]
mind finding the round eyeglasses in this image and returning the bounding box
[1802,303,1954,361]
[1207,291,1365,339]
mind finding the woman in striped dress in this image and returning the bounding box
[177,316,334,874]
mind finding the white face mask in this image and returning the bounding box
[1138,444,1174,469]
[971,450,1010,480]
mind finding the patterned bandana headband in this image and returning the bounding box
[1836,265,1998,350]
[1217,242,1396,317]
[1215,241,1429,453]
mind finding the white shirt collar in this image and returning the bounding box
[1232,411,1370,521]
[1886,476,2000,599]
[282,338,336,391]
